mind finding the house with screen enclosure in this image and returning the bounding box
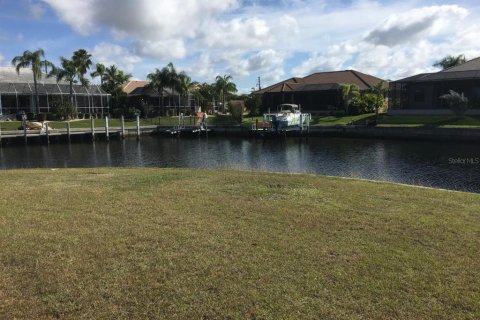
[0,67,110,116]
[255,70,386,114]
[122,80,200,116]
[389,57,480,115]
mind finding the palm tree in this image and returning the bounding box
[370,81,389,117]
[55,57,80,104]
[433,54,466,70]
[90,63,107,87]
[177,72,196,113]
[102,65,131,103]
[340,83,360,114]
[11,49,53,113]
[72,49,92,80]
[215,74,237,113]
[147,68,167,109]
[164,62,178,109]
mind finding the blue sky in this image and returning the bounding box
[1,0,480,92]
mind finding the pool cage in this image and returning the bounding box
[0,81,111,116]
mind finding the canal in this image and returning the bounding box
[0,136,479,192]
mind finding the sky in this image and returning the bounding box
[1,0,480,93]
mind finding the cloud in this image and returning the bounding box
[91,42,142,73]
[29,1,46,19]
[365,5,469,46]
[291,4,479,82]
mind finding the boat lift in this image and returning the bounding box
[160,112,210,137]
[251,111,311,138]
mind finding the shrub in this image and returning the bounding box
[36,113,46,122]
[16,113,24,121]
[26,112,35,121]
[46,113,59,121]
[77,113,84,120]
[228,100,244,124]
[440,90,469,115]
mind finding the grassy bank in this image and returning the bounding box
[0,168,479,319]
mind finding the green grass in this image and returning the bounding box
[0,168,479,319]
[378,115,480,128]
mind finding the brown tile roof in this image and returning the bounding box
[122,80,150,94]
[395,56,480,83]
[256,70,385,94]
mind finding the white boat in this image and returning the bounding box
[271,104,304,129]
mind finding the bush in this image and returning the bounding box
[46,113,59,121]
[77,113,84,120]
[440,90,469,115]
[228,100,244,124]
[36,113,46,122]
[16,113,24,121]
[26,112,35,121]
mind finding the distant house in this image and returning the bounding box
[122,80,199,116]
[255,70,385,114]
[0,67,110,115]
[389,57,480,115]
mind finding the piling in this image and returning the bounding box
[45,123,49,144]
[121,115,125,139]
[136,115,140,140]
[66,122,71,142]
[105,116,110,142]
[91,116,95,141]
[23,119,27,145]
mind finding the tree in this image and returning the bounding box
[72,49,92,81]
[433,54,466,70]
[102,65,132,112]
[164,62,178,108]
[147,68,167,109]
[215,74,237,113]
[177,72,196,113]
[370,81,389,117]
[54,49,93,107]
[11,49,54,113]
[193,82,216,113]
[55,57,82,104]
[90,63,107,86]
[440,90,469,115]
[340,83,360,114]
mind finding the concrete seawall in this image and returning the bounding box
[201,125,480,142]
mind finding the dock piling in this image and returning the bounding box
[121,115,125,139]
[105,116,110,142]
[136,115,140,140]
[91,116,95,141]
[66,122,71,142]
[45,123,49,144]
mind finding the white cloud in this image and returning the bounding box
[365,5,469,46]
[0,53,6,66]
[29,1,46,19]
[291,4,480,82]
[91,42,142,73]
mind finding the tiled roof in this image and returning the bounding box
[122,80,150,94]
[395,56,480,83]
[255,70,385,94]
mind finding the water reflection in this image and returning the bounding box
[0,137,479,192]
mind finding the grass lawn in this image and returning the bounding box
[0,168,479,319]
[378,115,480,128]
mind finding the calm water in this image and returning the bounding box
[0,136,479,192]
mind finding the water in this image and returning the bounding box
[0,136,479,192]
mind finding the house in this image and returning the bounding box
[389,57,480,114]
[0,67,110,115]
[255,70,385,114]
[122,81,199,116]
